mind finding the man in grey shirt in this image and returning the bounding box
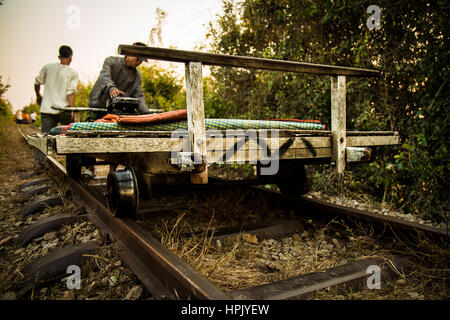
[87,42,151,121]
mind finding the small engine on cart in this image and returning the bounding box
[106,97,140,115]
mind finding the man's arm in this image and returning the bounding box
[67,93,75,107]
[66,71,79,120]
[98,57,124,98]
[34,65,46,105]
[66,71,79,106]
[34,84,42,106]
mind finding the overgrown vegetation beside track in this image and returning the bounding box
[0,76,13,121]
[205,0,449,223]
[0,76,27,165]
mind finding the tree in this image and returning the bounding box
[139,64,185,111]
[73,81,93,121]
[208,0,449,221]
[0,76,9,98]
[148,7,167,46]
[0,76,13,119]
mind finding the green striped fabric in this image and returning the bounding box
[68,119,325,131]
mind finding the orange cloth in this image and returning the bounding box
[95,114,119,123]
[118,109,187,124]
[95,110,187,124]
[23,113,31,123]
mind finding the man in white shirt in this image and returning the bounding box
[34,45,79,133]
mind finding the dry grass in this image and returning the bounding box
[142,190,383,292]
[140,184,448,298]
[0,120,34,173]
[314,220,449,299]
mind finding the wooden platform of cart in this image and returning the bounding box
[26,129,399,175]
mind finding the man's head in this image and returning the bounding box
[124,42,148,68]
[58,45,73,65]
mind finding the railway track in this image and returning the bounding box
[11,145,448,302]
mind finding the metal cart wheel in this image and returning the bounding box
[106,167,139,217]
[66,155,82,179]
[275,161,312,197]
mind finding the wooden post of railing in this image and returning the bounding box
[185,62,208,184]
[331,75,347,175]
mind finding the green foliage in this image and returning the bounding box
[0,76,13,120]
[74,81,92,109]
[21,103,40,115]
[0,76,9,98]
[139,64,185,111]
[73,81,93,121]
[203,75,236,118]
[207,0,449,222]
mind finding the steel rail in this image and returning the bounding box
[206,176,448,239]
[43,155,230,300]
[203,177,449,240]
[289,193,449,240]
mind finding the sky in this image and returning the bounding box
[0,0,224,112]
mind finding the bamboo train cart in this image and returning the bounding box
[27,45,400,217]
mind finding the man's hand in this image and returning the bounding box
[36,94,42,106]
[109,88,125,98]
